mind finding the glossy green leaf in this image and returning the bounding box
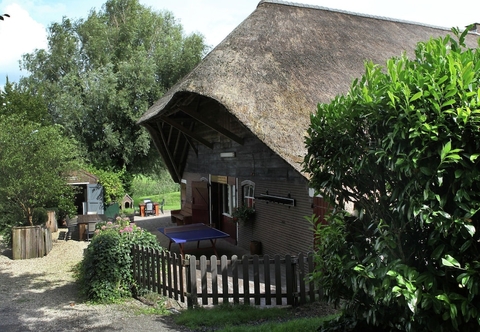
[441,255,461,269]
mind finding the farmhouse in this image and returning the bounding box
[138,0,479,255]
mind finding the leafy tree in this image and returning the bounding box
[303,29,480,331]
[86,166,126,205]
[0,80,52,125]
[0,114,80,226]
[19,0,208,173]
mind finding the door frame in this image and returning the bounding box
[210,175,238,243]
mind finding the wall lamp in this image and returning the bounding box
[220,152,236,158]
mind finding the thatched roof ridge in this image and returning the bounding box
[138,0,479,179]
[260,0,455,31]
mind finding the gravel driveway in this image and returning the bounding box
[0,229,187,332]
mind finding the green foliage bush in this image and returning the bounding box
[304,30,480,331]
[0,202,24,246]
[86,166,126,205]
[32,208,48,225]
[77,216,162,303]
[131,171,179,198]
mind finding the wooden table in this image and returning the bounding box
[77,214,107,241]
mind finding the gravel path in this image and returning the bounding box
[0,217,335,331]
[0,229,186,332]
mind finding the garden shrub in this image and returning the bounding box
[32,207,48,225]
[77,216,162,303]
[86,166,126,205]
[304,30,480,331]
[0,202,24,246]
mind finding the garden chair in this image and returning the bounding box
[86,221,97,241]
[65,216,78,241]
[145,201,155,216]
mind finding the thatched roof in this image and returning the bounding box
[138,0,479,182]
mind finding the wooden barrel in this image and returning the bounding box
[12,226,46,260]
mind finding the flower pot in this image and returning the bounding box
[12,225,47,260]
[250,240,262,255]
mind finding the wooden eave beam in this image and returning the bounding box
[183,124,199,156]
[155,122,182,181]
[160,116,214,149]
[180,107,244,145]
[142,122,181,183]
[163,117,198,156]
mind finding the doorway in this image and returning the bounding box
[192,181,209,224]
[210,176,237,243]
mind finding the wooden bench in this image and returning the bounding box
[171,201,192,225]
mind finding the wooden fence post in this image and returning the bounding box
[285,255,294,306]
[275,255,282,305]
[178,253,185,303]
[298,252,306,305]
[200,255,208,305]
[146,247,152,291]
[186,255,197,308]
[211,255,218,305]
[221,255,229,304]
[264,254,271,305]
[232,255,239,304]
[243,256,250,305]
[253,255,261,305]
[131,245,137,285]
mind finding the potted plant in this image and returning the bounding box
[232,205,255,223]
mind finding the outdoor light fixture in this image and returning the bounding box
[220,152,236,158]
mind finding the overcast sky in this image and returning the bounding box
[1,0,479,88]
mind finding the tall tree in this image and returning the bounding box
[20,0,208,172]
[0,80,52,125]
[0,114,80,226]
[303,30,480,331]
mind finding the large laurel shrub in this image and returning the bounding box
[304,29,480,331]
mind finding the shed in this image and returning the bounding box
[66,170,104,215]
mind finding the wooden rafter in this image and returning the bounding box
[183,127,198,156]
[143,123,181,182]
[160,116,214,149]
[180,106,244,145]
[156,122,182,181]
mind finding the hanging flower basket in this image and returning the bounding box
[232,205,255,223]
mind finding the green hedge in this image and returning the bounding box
[76,216,162,303]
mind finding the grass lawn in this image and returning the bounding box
[133,191,180,211]
[171,302,338,332]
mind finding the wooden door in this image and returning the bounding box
[192,181,209,224]
[87,184,104,214]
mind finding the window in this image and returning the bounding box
[241,180,255,208]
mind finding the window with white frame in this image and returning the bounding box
[222,183,237,215]
[241,180,255,208]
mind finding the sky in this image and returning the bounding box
[1,0,480,88]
